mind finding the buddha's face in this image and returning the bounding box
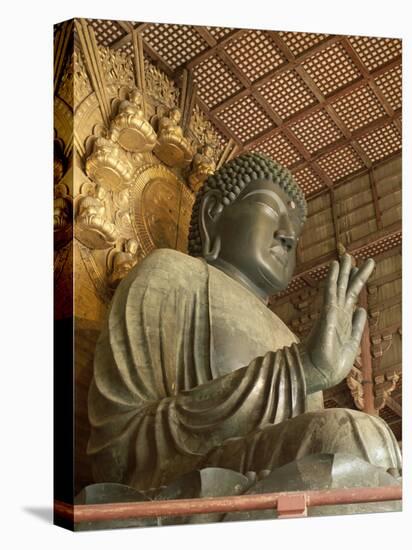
[203,179,302,297]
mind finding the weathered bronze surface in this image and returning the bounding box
[87,152,401,518]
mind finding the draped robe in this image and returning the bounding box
[88,249,401,491]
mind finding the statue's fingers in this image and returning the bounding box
[324,260,339,307]
[351,307,367,343]
[337,254,352,306]
[348,266,359,286]
[342,307,367,365]
[345,258,375,310]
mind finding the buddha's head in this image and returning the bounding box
[188,152,307,300]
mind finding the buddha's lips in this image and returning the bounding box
[269,247,288,267]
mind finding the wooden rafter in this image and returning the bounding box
[385,396,402,417]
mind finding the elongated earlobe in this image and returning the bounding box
[199,192,222,262]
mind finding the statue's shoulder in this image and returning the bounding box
[128,248,207,289]
[139,248,204,271]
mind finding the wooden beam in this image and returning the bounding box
[369,168,383,229]
[301,274,318,288]
[359,287,377,415]
[132,30,146,106]
[385,395,402,417]
[370,323,401,339]
[369,270,401,289]
[370,294,401,314]
[182,71,197,132]
[193,26,217,47]
[111,21,150,49]
[330,188,340,249]
[373,360,401,377]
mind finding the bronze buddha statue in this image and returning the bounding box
[86,153,401,519]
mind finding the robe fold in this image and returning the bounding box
[88,249,401,491]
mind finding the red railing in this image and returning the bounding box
[55,485,402,522]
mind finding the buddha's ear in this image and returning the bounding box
[199,191,222,261]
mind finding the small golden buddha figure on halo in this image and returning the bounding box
[75,184,119,249]
[188,144,216,192]
[54,183,72,230]
[154,107,193,167]
[85,133,135,192]
[110,89,157,153]
[109,238,141,288]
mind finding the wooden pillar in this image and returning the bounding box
[359,287,378,415]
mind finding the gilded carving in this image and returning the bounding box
[108,238,142,288]
[144,58,179,107]
[54,241,72,281]
[346,365,364,410]
[58,52,74,107]
[58,51,92,108]
[85,134,135,191]
[374,371,400,411]
[189,105,222,163]
[54,182,73,249]
[77,241,113,304]
[371,332,393,358]
[153,108,193,167]
[112,188,135,239]
[73,51,93,106]
[110,89,157,153]
[130,164,194,255]
[99,46,135,87]
[54,133,67,185]
[75,183,119,249]
[188,144,216,192]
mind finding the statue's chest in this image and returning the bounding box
[208,269,297,378]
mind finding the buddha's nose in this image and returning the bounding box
[274,215,296,252]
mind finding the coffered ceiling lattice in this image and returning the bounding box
[87,20,401,202]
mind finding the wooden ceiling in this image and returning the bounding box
[86,19,402,198]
